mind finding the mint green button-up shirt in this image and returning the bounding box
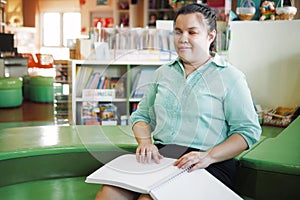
[131,54,261,151]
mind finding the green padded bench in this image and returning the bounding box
[0,122,294,200]
[234,125,284,163]
[0,121,55,131]
[0,125,137,200]
[236,116,300,200]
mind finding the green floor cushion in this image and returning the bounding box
[0,177,101,200]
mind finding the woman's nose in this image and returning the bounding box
[179,33,188,43]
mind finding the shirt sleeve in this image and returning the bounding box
[130,72,158,130]
[224,75,262,148]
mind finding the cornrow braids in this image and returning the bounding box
[174,3,217,51]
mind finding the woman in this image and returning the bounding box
[95,3,261,200]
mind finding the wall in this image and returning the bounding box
[37,0,80,12]
[79,0,113,34]
[228,20,300,108]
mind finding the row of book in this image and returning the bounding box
[75,66,126,98]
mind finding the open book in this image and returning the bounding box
[86,154,242,200]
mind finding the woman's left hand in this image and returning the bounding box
[173,151,214,172]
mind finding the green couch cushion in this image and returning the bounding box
[0,125,138,161]
[241,117,300,175]
[235,124,283,161]
[234,135,267,161]
[261,125,284,138]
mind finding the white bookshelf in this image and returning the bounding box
[71,56,174,125]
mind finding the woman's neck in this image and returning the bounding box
[183,55,212,77]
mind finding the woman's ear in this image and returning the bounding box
[208,29,217,43]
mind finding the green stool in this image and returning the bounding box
[29,76,54,103]
[22,75,31,100]
[0,77,23,108]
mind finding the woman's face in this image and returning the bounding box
[174,13,215,65]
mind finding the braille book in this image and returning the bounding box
[85,154,242,200]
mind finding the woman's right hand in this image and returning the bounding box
[136,143,163,164]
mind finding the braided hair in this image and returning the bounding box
[174,3,217,51]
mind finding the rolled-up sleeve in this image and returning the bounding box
[224,75,262,148]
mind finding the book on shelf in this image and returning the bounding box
[131,68,156,98]
[86,72,101,89]
[75,66,94,97]
[131,102,138,113]
[76,65,126,98]
[86,154,242,200]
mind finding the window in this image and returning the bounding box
[42,12,81,47]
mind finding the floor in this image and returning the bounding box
[0,100,55,125]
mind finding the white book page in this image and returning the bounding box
[85,154,181,194]
[150,168,243,200]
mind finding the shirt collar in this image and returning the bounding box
[168,52,228,69]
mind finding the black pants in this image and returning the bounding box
[155,144,237,190]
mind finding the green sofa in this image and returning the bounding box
[235,116,300,200]
[0,117,299,200]
[0,125,137,199]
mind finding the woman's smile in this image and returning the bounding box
[178,46,192,51]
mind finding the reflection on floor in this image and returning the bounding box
[0,100,55,129]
